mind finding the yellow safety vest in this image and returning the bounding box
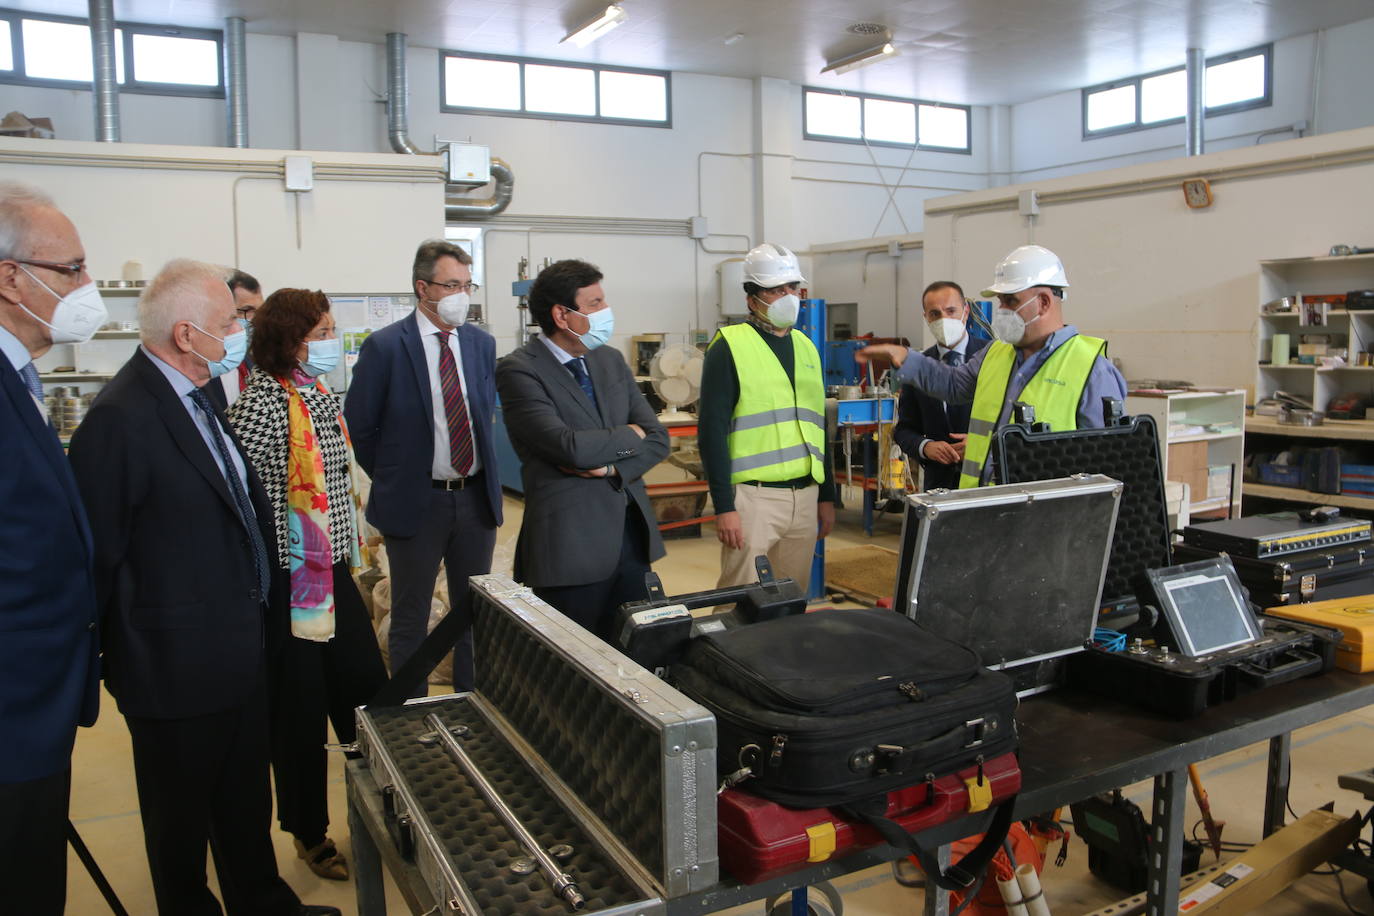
[958,334,1106,489]
[713,324,826,485]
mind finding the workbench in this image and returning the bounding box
[347,668,1374,916]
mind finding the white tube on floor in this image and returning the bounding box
[1015,863,1052,916]
[997,873,1029,916]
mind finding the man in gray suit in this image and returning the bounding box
[495,259,668,638]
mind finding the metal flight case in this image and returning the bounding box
[355,575,719,915]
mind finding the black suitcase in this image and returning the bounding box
[670,607,1018,807]
[670,606,1018,890]
[1172,542,1374,606]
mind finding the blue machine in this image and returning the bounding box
[824,340,865,386]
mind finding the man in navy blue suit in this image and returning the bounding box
[0,182,101,914]
[892,281,990,491]
[345,240,503,696]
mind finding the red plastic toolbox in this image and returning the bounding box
[718,752,1020,884]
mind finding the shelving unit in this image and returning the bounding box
[1256,253,1374,411]
[1126,389,1244,518]
[34,287,141,394]
[1247,254,1374,514]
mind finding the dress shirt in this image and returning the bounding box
[415,309,482,480]
[0,324,47,421]
[916,334,971,462]
[140,346,252,501]
[893,325,1127,481]
[219,368,242,408]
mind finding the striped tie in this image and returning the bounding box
[19,361,43,400]
[435,332,474,475]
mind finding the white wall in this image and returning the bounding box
[920,127,1374,397]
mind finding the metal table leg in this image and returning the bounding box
[1263,732,1293,838]
[922,845,950,916]
[1145,768,1187,916]
[347,770,387,916]
[791,886,808,915]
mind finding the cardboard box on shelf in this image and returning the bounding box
[1169,440,1210,499]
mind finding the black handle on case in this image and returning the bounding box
[1233,649,1322,687]
[844,795,1016,891]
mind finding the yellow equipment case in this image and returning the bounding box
[1265,596,1374,672]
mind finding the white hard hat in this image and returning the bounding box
[743,243,806,288]
[981,245,1070,296]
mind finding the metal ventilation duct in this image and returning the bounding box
[1186,47,1205,157]
[89,0,119,141]
[385,32,514,218]
[225,17,249,148]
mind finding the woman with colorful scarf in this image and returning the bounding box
[228,288,386,882]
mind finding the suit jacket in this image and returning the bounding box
[893,336,990,491]
[0,359,99,782]
[344,314,503,536]
[495,338,669,588]
[67,349,285,720]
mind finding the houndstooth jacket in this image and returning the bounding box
[227,367,355,569]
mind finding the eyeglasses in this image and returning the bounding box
[14,257,88,277]
[426,279,480,294]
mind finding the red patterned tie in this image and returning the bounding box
[435,332,474,475]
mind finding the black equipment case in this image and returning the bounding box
[990,411,1173,605]
[1173,541,1374,606]
[670,607,1018,807]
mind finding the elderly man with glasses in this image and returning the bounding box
[344,239,503,697]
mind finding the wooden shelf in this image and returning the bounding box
[1243,482,1374,511]
[90,329,139,340]
[1262,252,1374,267]
[1170,430,1242,443]
[39,372,114,383]
[1246,417,1374,442]
[1189,495,1236,513]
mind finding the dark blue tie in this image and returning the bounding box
[19,361,43,400]
[566,357,598,411]
[944,349,963,367]
[189,387,271,601]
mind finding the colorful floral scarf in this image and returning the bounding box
[281,375,364,641]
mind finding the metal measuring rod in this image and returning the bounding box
[422,712,587,910]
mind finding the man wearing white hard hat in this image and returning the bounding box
[699,243,835,591]
[860,245,1126,488]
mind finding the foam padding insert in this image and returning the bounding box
[368,699,646,913]
[993,416,1171,602]
[472,595,667,881]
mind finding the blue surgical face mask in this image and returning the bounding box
[301,337,341,378]
[191,323,248,379]
[567,306,614,351]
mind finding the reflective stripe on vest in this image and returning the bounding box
[958,334,1106,489]
[714,324,827,484]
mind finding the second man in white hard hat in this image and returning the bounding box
[699,243,835,592]
[860,244,1126,488]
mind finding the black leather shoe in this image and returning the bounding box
[298,906,342,916]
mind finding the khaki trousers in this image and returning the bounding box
[717,482,819,592]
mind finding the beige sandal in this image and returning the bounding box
[295,836,349,881]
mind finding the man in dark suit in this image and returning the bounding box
[893,281,990,491]
[0,182,101,915]
[68,259,337,916]
[495,259,669,638]
[345,240,503,695]
[204,267,263,411]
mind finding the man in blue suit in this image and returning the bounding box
[0,182,101,914]
[892,281,990,491]
[345,240,503,695]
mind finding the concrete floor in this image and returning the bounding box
[65,491,1374,915]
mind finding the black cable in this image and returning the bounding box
[1331,869,1371,916]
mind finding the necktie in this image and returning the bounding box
[435,332,474,475]
[566,357,598,411]
[188,387,271,600]
[19,361,43,400]
[944,349,964,367]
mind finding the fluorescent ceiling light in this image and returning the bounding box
[821,41,898,76]
[562,4,627,48]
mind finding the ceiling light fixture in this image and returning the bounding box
[561,4,628,47]
[820,40,898,76]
